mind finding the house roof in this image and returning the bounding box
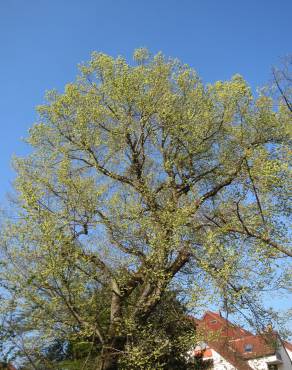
[208,339,253,370]
[228,334,277,360]
[199,311,253,339]
[193,311,292,369]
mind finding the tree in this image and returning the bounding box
[272,54,292,112]
[0,49,291,369]
[116,290,196,369]
[18,291,196,369]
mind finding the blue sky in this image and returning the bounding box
[1,0,291,198]
[0,0,291,325]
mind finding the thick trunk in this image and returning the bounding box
[99,352,117,370]
[98,283,125,370]
[98,251,191,370]
[98,335,127,370]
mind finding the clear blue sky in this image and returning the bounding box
[1,0,291,197]
[0,0,291,324]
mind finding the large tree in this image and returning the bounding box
[0,49,291,369]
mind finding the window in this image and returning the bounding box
[244,344,253,352]
[210,320,217,324]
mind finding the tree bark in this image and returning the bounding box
[99,336,126,370]
[98,283,125,370]
[98,251,191,369]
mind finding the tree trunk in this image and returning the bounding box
[99,347,118,370]
[97,254,191,369]
[99,335,126,370]
[98,285,125,370]
[100,356,116,370]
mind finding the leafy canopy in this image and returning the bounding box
[0,49,291,368]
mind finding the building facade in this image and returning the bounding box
[191,311,292,370]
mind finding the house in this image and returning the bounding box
[191,311,292,370]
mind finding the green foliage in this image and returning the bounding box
[0,49,291,368]
[192,357,213,370]
[118,291,196,369]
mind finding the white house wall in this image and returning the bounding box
[207,343,292,370]
[211,349,237,370]
[248,357,271,370]
[248,344,292,370]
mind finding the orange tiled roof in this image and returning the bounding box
[192,311,292,369]
[209,339,253,370]
[199,311,252,339]
[229,334,276,359]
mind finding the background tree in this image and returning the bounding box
[272,54,292,112]
[0,49,291,369]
